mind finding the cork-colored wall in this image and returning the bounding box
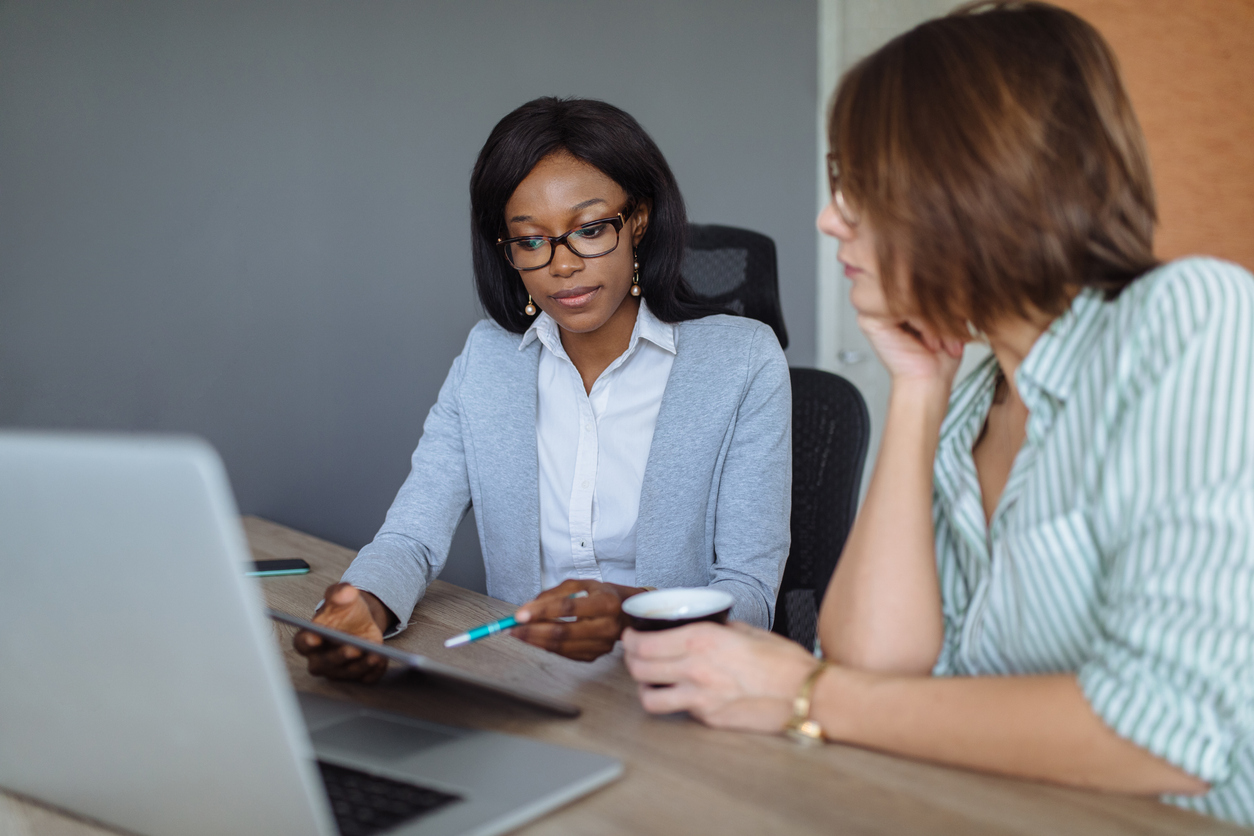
[1058,0,1254,270]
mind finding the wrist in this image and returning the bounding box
[783,660,833,743]
[807,664,867,744]
[886,380,951,442]
[889,376,953,413]
[359,590,397,634]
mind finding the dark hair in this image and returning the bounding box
[828,1,1158,336]
[470,97,716,333]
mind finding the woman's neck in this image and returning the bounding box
[973,312,1054,525]
[984,309,1056,402]
[560,295,641,394]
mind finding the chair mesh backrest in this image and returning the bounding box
[682,223,789,350]
[773,367,870,650]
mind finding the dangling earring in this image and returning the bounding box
[630,248,642,297]
[524,294,537,316]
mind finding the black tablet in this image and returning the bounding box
[267,608,581,718]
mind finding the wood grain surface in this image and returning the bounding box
[2,517,1245,836]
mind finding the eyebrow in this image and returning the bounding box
[508,197,608,225]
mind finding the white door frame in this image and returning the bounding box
[816,0,847,377]
[814,0,986,499]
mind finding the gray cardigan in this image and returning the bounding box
[342,313,791,630]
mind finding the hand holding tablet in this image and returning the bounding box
[291,583,393,683]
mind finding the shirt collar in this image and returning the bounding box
[932,289,1111,536]
[517,298,676,356]
[634,299,677,354]
[518,308,559,353]
[1015,288,1108,406]
[936,288,1110,471]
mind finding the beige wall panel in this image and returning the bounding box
[1059,0,1254,270]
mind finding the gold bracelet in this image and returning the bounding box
[784,660,831,744]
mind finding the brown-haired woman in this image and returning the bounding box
[622,2,1254,824]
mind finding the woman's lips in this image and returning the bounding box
[841,262,864,279]
[551,286,600,308]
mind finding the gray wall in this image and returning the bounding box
[0,0,818,592]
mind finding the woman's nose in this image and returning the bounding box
[817,200,853,241]
[548,241,584,276]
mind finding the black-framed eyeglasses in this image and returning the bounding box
[826,152,860,227]
[497,203,635,272]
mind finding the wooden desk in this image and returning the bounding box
[2,517,1245,835]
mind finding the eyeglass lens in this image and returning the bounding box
[504,219,621,271]
[826,154,859,226]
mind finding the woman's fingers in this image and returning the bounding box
[306,644,383,677]
[360,660,389,685]
[623,655,689,686]
[293,629,323,655]
[326,582,359,607]
[321,641,369,665]
[905,318,969,362]
[512,615,623,645]
[513,580,582,617]
[903,317,945,351]
[914,325,942,353]
[626,621,819,716]
[637,681,704,714]
[516,588,620,624]
[295,582,389,682]
[306,640,375,669]
[311,583,385,640]
[316,653,386,682]
[623,624,737,687]
[854,311,967,392]
[511,581,627,662]
[621,622,720,660]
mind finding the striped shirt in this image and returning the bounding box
[931,257,1254,825]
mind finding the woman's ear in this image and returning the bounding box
[630,201,651,246]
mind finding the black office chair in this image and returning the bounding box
[773,367,870,651]
[682,223,789,350]
[683,223,866,649]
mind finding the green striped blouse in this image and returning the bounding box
[930,257,1254,825]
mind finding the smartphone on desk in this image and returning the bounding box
[246,558,311,577]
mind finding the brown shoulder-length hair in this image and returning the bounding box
[828,1,1158,336]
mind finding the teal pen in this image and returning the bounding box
[444,590,589,648]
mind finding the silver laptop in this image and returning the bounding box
[0,431,622,836]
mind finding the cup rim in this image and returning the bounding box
[621,587,735,621]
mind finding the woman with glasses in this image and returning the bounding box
[623,2,1254,825]
[294,97,790,676]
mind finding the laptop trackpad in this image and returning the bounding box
[310,713,461,762]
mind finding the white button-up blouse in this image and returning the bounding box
[519,300,675,591]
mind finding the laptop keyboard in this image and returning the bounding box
[318,760,461,836]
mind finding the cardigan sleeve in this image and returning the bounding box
[339,329,477,633]
[709,323,792,629]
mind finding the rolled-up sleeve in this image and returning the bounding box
[1079,263,1254,789]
